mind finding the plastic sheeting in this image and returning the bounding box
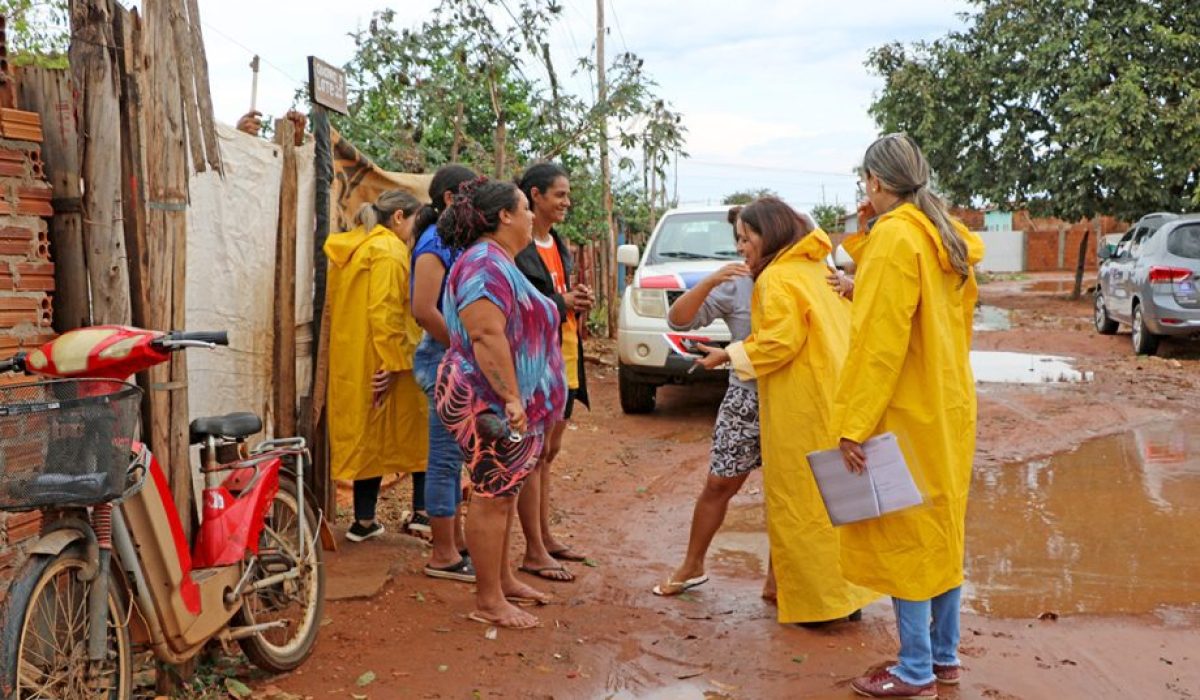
[186,124,315,439]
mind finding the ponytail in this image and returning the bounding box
[912,185,969,278]
[437,177,522,250]
[355,190,421,232]
[414,163,477,236]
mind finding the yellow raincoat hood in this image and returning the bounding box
[324,224,387,268]
[725,227,880,623]
[842,204,984,272]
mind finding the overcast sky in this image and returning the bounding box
[161,0,971,211]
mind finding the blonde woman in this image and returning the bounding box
[324,190,429,542]
[833,134,985,699]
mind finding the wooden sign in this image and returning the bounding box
[307,56,348,115]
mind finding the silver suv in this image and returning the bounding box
[1095,213,1200,354]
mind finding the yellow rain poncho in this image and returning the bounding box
[832,203,985,601]
[324,224,428,481]
[727,230,880,623]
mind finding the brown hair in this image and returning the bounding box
[736,197,813,278]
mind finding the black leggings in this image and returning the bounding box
[352,472,426,522]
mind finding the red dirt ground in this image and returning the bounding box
[251,272,1200,700]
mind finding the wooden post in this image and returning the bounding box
[143,0,191,535]
[596,0,617,337]
[114,6,149,330]
[308,106,334,515]
[273,118,298,438]
[70,0,132,326]
[18,67,90,330]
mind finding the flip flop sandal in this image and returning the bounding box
[517,564,576,583]
[506,595,551,607]
[652,574,710,597]
[424,557,476,583]
[467,610,540,629]
[547,547,588,562]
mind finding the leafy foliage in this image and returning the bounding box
[867,0,1200,220]
[334,0,686,246]
[811,202,849,232]
[1,0,69,68]
[721,188,778,205]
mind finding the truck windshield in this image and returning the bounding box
[648,213,740,264]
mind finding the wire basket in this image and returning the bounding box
[0,380,142,511]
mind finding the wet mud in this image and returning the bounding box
[252,273,1200,699]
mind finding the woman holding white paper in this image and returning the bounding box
[694,197,877,625]
[832,133,985,699]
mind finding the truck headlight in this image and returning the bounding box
[631,288,668,318]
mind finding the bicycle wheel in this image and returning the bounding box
[235,475,324,673]
[0,544,132,699]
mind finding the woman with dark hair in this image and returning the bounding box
[436,177,568,629]
[324,190,429,543]
[410,164,478,581]
[834,134,984,698]
[695,197,877,626]
[512,162,594,582]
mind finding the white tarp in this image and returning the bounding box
[185,123,315,440]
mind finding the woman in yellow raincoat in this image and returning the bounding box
[696,197,878,625]
[324,191,429,543]
[832,134,985,699]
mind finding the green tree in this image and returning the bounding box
[811,202,849,232]
[722,187,778,205]
[1,0,69,68]
[868,0,1200,297]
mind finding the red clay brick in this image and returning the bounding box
[5,511,42,543]
[12,262,53,291]
[0,161,24,177]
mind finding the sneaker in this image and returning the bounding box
[423,556,476,583]
[404,511,432,537]
[933,665,961,685]
[851,669,937,699]
[345,521,385,542]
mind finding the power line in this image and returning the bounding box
[607,0,629,54]
[686,158,858,178]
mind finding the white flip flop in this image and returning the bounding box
[652,574,710,597]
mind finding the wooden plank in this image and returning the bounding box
[183,0,221,172]
[114,6,150,330]
[166,0,204,172]
[273,117,298,438]
[143,0,192,537]
[69,0,132,326]
[17,67,90,330]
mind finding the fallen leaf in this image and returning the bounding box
[709,679,739,692]
[438,665,449,673]
[414,592,426,603]
[356,671,376,688]
[676,671,704,680]
[351,695,367,700]
[225,678,252,698]
[485,627,498,640]
[792,655,808,665]
[582,559,599,568]
[636,487,648,494]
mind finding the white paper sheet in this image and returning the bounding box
[806,433,923,525]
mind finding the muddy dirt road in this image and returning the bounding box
[257,273,1200,699]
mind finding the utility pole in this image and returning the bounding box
[597,0,617,337]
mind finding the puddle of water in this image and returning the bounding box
[970,350,1092,383]
[973,305,1012,332]
[710,504,769,578]
[966,420,1200,618]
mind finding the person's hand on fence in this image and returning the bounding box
[236,110,263,137]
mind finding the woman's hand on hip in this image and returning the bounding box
[371,369,398,408]
[840,438,866,474]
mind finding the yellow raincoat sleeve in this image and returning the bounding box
[833,223,921,443]
[366,246,412,372]
[727,275,807,381]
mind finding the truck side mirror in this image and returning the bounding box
[617,244,641,267]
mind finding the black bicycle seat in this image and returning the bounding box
[189,412,263,444]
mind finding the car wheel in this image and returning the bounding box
[1131,303,1160,355]
[618,364,656,414]
[1093,291,1119,335]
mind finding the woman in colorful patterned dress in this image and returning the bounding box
[436,178,568,629]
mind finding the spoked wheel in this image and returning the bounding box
[235,476,324,673]
[0,545,131,699]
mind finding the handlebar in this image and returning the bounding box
[0,352,26,375]
[153,331,230,350]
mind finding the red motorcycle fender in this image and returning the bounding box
[191,458,281,569]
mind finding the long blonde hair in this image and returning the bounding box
[354,190,422,232]
[863,133,969,278]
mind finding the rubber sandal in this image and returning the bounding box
[424,557,476,582]
[547,547,588,562]
[467,610,540,630]
[517,564,576,582]
[506,595,551,607]
[652,574,709,597]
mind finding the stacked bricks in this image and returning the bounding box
[0,16,54,596]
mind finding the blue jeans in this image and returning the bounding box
[413,336,464,518]
[890,586,962,686]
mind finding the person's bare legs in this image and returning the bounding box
[662,471,750,591]
[762,554,777,602]
[428,515,461,568]
[466,495,538,628]
[501,496,551,603]
[518,460,573,580]
[539,420,581,558]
